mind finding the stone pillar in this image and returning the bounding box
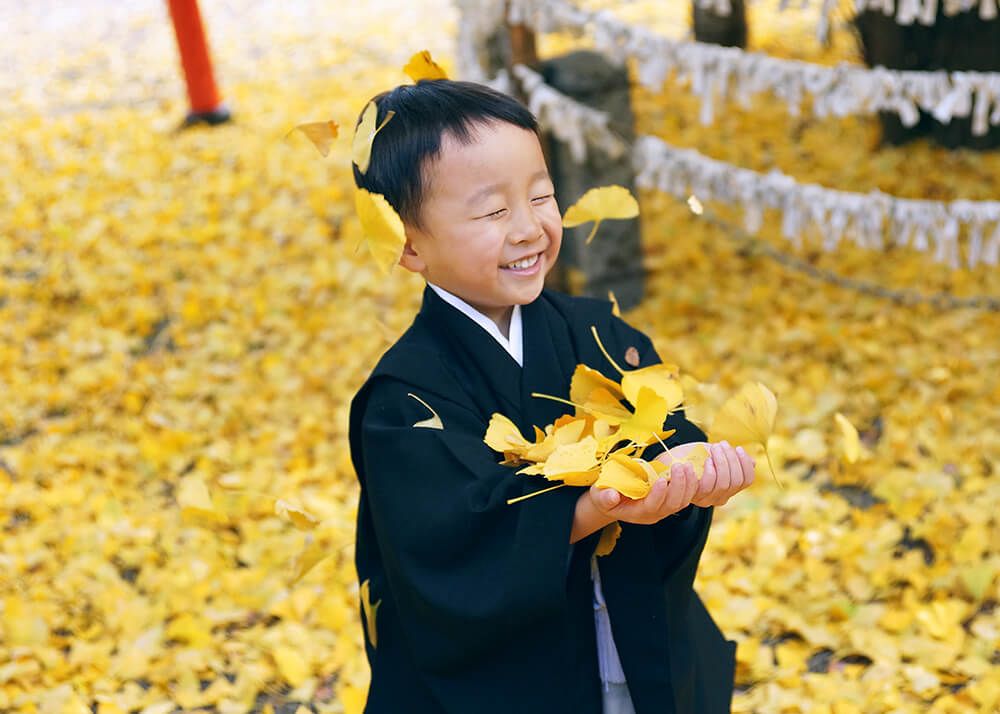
[539,50,644,310]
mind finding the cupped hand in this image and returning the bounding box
[588,461,699,525]
[691,440,755,507]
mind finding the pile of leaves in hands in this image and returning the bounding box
[482,325,778,555]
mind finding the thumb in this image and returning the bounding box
[600,488,621,509]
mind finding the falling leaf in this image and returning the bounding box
[291,536,329,584]
[407,392,444,430]
[710,382,780,486]
[275,499,321,530]
[354,188,406,274]
[352,100,395,174]
[608,290,622,317]
[562,185,639,244]
[286,120,340,156]
[834,412,860,464]
[360,578,381,649]
[595,521,622,557]
[403,50,448,81]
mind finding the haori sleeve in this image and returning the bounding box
[357,376,580,673]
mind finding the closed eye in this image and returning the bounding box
[532,194,553,203]
[478,208,507,219]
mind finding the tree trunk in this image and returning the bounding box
[692,0,748,49]
[853,8,1000,150]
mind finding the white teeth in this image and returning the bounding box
[504,254,539,270]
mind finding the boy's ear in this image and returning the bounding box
[398,239,426,274]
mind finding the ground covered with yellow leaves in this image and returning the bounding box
[2,1,998,712]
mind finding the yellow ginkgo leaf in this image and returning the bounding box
[354,188,406,275]
[569,364,624,405]
[658,443,710,479]
[710,382,780,486]
[286,120,339,156]
[595,521,622,557]
[621,365,683,414]
[291,536,329,584]
[562,185,639,244]
[275,499,320,530]
[408,393,444,430]
[834,412,860,464]
[352,100,395,174]
[543,436,600,482]
[403,50,448,81]
[177,475,226,525]
[484,413,531,455]
[608,290,622,318]
[589,325,682,409]
[523,415,588,462]
[616,387,670,446]
[595,453,652,499]
[360,578,382,649]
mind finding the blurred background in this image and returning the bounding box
[1,1,998,712]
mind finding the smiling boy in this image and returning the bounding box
[348,80,753,714]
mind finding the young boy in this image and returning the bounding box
[348,80,754,714]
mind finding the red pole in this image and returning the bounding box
[167,0,230,125]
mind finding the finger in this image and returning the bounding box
[682,463,699,504]
[734,446,755,490]
[736,446,756,487]
[645,475,670,517]
[697,453,718,497]
[663,464,688,513]
[712,442,734,493]
[595,486,621,511]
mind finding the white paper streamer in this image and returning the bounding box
[507,0,1000,135]
[456,0,1000,268]
[633,134,1000,268]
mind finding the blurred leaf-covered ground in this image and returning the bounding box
[1,1,998,712]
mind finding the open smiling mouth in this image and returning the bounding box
[501,253,541,271]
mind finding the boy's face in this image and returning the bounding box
[399,121,562,326]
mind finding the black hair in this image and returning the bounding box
[352,79,539,227]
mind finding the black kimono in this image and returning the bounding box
[348,286,737,714]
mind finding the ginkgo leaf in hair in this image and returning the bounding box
[352,100,395,174]
[286,120,340,156]
[354,189,406,275]
[710,382,780,485]
[562,185,639,244]
[403,50,448,81]
[834,412,860,464]
[408,393,444,430]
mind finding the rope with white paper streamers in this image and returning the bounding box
[511,63,1000,274]
[506,0,1000,136]
[696,0,998,25]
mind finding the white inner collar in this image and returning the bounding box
[428,283,523,367]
